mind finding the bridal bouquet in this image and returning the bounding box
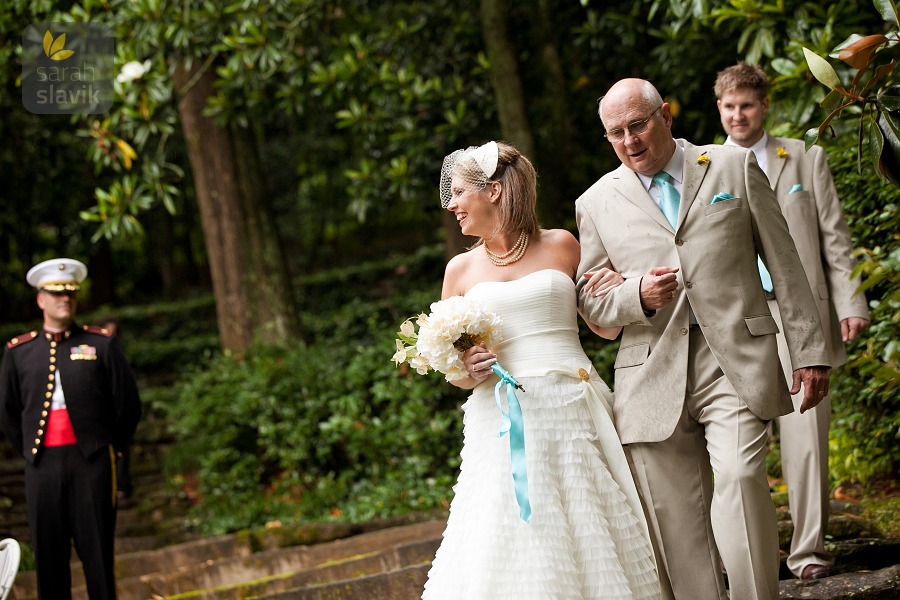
[393,296,520,386]
[392,295,531,521]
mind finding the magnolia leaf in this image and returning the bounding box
[877,85,900,111]
[875,0,900,28]
[838,34,889,69]
[832,34,865,55]
[866,116,884,177]
[803,47,841,89]
[805,127,820,151]
[876,112,900,185]
[821,89,843,111]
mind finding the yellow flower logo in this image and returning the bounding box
[697,152,709,165]
[43,31,74,61]
[777,147,789,158]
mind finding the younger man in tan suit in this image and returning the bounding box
[715,62,871,581]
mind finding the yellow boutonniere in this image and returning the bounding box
[697,152,709,165]
[777,147,789,158]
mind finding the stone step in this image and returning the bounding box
[11,519,445,600]
[263,562,431,600]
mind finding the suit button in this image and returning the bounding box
[681,328,689,335]
[675,238,684,246]
[685,282,694,289]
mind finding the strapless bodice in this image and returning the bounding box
[465,269,590,378]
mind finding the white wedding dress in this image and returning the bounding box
[422,269,661,600]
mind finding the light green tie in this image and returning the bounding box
[652,171,680,228]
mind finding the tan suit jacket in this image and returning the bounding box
[576,140,829,444]
[765,136,870,368]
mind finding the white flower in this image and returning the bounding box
[391,296,503,382]
[116,60,151,83]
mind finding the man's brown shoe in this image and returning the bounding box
[800,564,830,580]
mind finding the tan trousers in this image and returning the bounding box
[769,299,833,577]
[627,327,780,600]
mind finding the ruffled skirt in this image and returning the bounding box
[422,371,661,600]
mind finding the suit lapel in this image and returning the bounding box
[610,164,672,231]
[765,136,786,189]
[678,140,710,230]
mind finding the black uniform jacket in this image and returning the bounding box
[0,323,141,464]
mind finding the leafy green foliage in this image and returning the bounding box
[822,137,900,484]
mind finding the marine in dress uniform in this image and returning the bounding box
[0,258,142,600]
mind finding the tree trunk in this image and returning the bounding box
[173,62,299,354]
[532,0,576,228]
[480,0,535,161]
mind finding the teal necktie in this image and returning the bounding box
[652,171,680,228]
[758,256,773,292]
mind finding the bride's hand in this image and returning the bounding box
[583,268,624,297]
[464,343,497,382]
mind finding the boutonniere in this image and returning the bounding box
[776,147,789,159]
[697,152,709,165]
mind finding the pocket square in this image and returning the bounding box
[789,183,803,194]
[710,192,735,204]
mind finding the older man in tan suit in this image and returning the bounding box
[715,63,870,582]
[576,78,831,600]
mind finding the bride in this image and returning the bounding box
[421,141,662,599]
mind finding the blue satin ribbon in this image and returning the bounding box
[490,363,531,523]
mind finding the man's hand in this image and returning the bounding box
[841,317,870,342]
[791,365,831,413]
[639,266,680,310]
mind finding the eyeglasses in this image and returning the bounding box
[603,105,662,143]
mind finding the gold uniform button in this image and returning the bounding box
[50,356,56,363]
[49,364,56,371]
[37,429,43,436]
[43,401,50,408]
[31,448,37,455]
[578,368,590,382]
[50,348,56,356]
[41,411,48,417]
[45,392,52,399]
[50,341,57,348]
[46,383,53,391]
[34,439,41,445]
[11,337,18,345]
[48,373,55,381]
[39,420,46,426]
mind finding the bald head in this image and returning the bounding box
[598,78,675,176]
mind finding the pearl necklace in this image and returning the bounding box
[484,231,529,267]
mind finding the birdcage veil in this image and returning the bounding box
[439,141,500,208]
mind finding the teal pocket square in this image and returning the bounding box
[710,192,735,204]
[789,183,803,193]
